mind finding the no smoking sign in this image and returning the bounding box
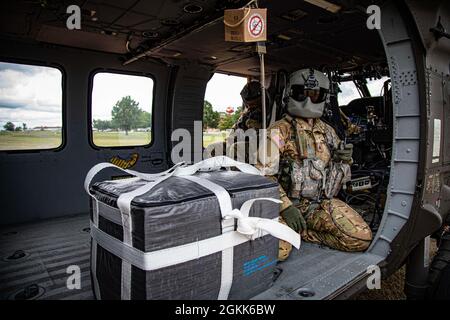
[248,13,264,38]
[224,8,266,42]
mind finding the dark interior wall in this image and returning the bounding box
[170,62,213,164]
[0,40,171,225]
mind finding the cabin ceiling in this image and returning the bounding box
[0,0,388,76]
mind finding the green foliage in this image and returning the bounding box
[216,106,242,131]
[14,126,22,131]
[111,96,141,135]
[22,123,27,131]
[203,100,220,129]
[218,115,235,131]
[136,110,151,129]
[93,119,114,131]
[3,121,15,131]
[231,106,243,124]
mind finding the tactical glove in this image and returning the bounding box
[281,206,307,233]
[333,143,353,164]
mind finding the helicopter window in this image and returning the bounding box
[0,61,63,151]
[367,77,390,97]
[90,72,154,148]
[337,81,361,106]
[203,73,247,148]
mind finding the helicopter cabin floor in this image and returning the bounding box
[0,213,383,300]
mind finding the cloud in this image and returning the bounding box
[0,99,24,109]
[0,62,63,127]
[0,62,41,75]
[0,109,62,128]
[91,73,154,120]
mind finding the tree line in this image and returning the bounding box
[93,96,151,135]
[203,100,241,131]
[3,122,27,131]
[3,97,239,133]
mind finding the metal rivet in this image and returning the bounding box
[401,201,407,207]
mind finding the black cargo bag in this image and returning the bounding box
[84,157,300,300]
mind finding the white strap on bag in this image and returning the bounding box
[84,156,301,300]
[180,175,300,299]
[89,199,300,270]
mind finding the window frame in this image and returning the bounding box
[0,58,67,153]
[88,68,156,150]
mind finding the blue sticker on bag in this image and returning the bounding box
[243,255,277,276]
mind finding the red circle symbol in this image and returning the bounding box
[248,14,264,37]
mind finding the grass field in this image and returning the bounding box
[0,130,62,151]
[93,131,151,147]
[203,132,228,147]
[0,130,227,150]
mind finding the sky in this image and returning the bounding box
[0,62,153,129]
[338,77,389,106]
[0,62,62,128]
[0,61,387,128]
[206,73,388,112]
[205,73,248,113]
[91,73,153,121]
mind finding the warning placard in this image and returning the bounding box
[224,8,267,42]
[248,13,264,38]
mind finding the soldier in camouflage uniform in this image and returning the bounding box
[206,81,263,160]
[232,80,263,131]
[257,69,372,261]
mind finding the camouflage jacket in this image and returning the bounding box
[257,115,342,211]
[232,108,262,131]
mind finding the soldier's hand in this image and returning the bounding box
[281,206,307,233]
[334,143,353,164]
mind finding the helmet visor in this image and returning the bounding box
[290,85,328,104]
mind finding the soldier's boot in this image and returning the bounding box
[278,217,293,261]
[300,199,372,252]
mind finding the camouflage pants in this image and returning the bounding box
[279,198,372,261]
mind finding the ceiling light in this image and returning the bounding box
[304,0,341,13]
[183,3,203,14]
